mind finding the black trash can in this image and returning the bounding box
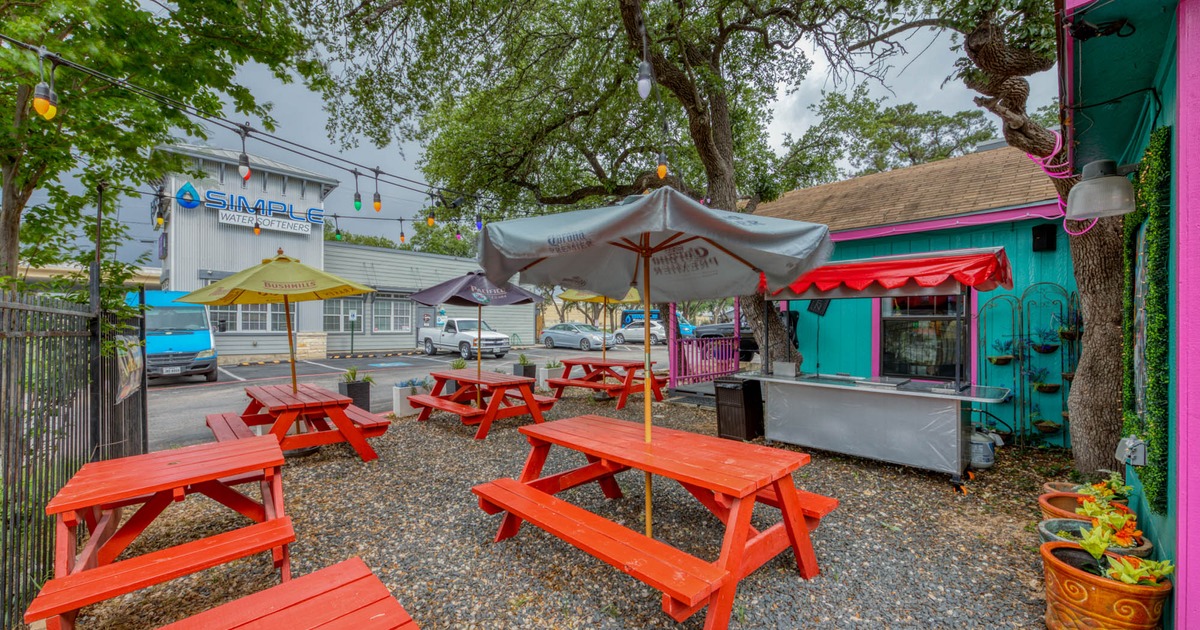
[714,377,763,441]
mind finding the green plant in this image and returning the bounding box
[1025,367,1051,385]
[517,353,533,366]
[450,358,468,370]
[1036,328,1061,345]
[342,366,375,384]
[1077,525,1173,585]
[990,338,1014,354]
[1077,470,1133,503]
[397,377,432,394]
[544,359,562,369]
[1053,311,1082,333]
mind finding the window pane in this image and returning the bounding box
[880,319,966,380]
[270,303,295,332]
[242,303,268,331]
[393,300,412,332]
[374,300,392,332]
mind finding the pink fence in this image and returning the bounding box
[672,336,740,387]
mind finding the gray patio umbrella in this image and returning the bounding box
[407,271,542,395]
[478,186,832,535]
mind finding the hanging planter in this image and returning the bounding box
[1035,420,1063,434]
[1063,371,1075,382]
[1054,311,1083,341]
[987,339,1016,365]
[987,355,1014,366]
[1036,382,1062,394]
[1032,328,1061,353]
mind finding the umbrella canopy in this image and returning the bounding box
[178,249,374,391]
[406,270,541,307]
[479,187,832,302]
[479,186,832,536]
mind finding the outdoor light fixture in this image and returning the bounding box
[237,125,252,181]
[353,170,362,210]
[656,153,667,179]
[427,209,435,227]
[475,213,483,230]
[636,61,652,100]
[372,168,382,211]
[455,227,463,241]
[253,220,261,235]
[399,219,406,244]
[335,228,343,240]
[32,54,58,120]
[1065,159,1139,220]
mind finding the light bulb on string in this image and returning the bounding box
[155,214,163,227]
[398,219,406,244]
[636,61,652,100]
[253,221,261,235]
[656,152,668,179]
[372,168,382,211]
[31,54,58,120]
[352,170,362,210]
[32,81,51,116]
[237,126,251,181]
[455,227,463,241]
[475,213,483,230]
[427,209,435,227]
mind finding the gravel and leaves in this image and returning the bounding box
[81,392,1069,628]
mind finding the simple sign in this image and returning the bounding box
[176,181,325,235]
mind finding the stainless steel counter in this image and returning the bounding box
[742,372,1009,480]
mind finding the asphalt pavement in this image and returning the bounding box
[147,343,671,450]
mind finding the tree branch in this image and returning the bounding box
[848,18,961,52]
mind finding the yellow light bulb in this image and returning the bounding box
[427,216,435,227]
[43,103,57,121]
[657,163,667,179]
[33,97,49,116]
[156,216,164,226]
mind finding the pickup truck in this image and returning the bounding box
[420,318,511,359]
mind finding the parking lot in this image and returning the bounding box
[147,344,670,450]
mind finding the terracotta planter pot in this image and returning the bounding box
[1040,542,1171,629]
[1037,519,1154,558]
[1038,492,1131,521]
[1043,481,1080,495]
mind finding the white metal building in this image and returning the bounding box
[156,145,535,363]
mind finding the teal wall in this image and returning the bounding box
[787,217,1078,446]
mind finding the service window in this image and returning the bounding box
[879,295,967,381]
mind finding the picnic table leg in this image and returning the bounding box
[614,368,637,411]
[519,384,546,425]
[771,477,821,579]
[495,440,551,541]
[96,492,170,565]
[648,370,664,401]
[325,406,380,462]
[472,385,508,440]
[268,410,300,441]
[585,454,624,499]
[261,467,291,581]
[192,480,267,522]
[703,497,756,630]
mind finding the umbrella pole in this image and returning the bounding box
[477,304,483,407]
[602,297,608,362]
[284,295,298,394]
[642,244,653,538]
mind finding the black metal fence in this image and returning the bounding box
[0,290,147,626]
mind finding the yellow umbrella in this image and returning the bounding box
[557,287,641,361]
[177,248,375,392]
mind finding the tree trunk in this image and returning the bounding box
[1,85,31,279]
[742,295,800,369]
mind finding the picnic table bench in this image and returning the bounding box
[409,369,553,439]
[547,357,664,410]
[159,557,419,629]
[25,437,292,630]
[473,415,838,630]
[233,384,390,461]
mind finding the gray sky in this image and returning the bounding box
[108,28,1056,265]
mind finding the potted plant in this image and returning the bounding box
[393,377,433,416]
[1030,328,1061,354]
[446,358,467,394]
[1026,367,1061,394]
[513,353,537,378]
[1054,311,1083,341]
[538,359,565,388]
[987,338,1016,365]
[1043,470,1132,500]
[338,366,375,410]
[1063,371,1075,382]
[1039,490,1132,521]
[1041,536,1172,629]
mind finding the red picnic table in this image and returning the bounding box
[228,383,389,462]
[547,356,664,410]
[407,369,555,439]
[472,415,839,630]
[25,436,293,629]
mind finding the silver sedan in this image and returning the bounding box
[541,323,616,351]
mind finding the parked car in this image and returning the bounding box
[614,320,668,345]
[419,317,510,359]
[541,323,615,351]
[692,311,798,362]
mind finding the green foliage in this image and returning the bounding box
[1,0,318,280]
[807,86,996,176]
[1106,556,1174,586]
[342,366,375,384]
[402,219,476,258]
[324,224,401,250]
[449,358,468,370]
[517,353,533,366]
[1121,127,1172,514]
[1031,99,1061,129]
[544,359,562,369]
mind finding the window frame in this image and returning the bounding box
[877,294,970,382]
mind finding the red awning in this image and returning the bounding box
[778,248,1014,296]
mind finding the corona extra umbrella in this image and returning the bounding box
[479,186,832,535]
[177,248,374,392]
[558,287,641,361]
[406,271,541,395]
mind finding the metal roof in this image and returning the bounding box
[162,144,340,187]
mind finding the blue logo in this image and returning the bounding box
[176,182,201,209]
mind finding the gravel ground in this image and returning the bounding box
[80,390,1070,629]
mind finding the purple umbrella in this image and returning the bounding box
[408,271,542,393]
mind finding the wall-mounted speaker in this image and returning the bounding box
[1032,224,1057,252]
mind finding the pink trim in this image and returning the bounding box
[871,299,881,377]
[830,202,1064,242]
[971,289,979,385]
[1065,0,1096,11]
[1177,1,1200,623]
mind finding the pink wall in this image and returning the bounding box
[1177,0,1200,623]
[830,202,1062,243]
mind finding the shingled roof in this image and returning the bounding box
[753,146,1058,232]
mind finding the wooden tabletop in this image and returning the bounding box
[431,369,534,386]
[45,436,284,515]
[520,415,807,498]
[245,383,352,412]
[559,357,654,368]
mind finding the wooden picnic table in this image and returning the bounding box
[25,436,293,629]
[240,383,387,462]
[408,369,555,440]
[548,356,664,410]
[473,415,839,630]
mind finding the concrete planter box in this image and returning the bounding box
[392,385,432,416]
[538,366,565,389]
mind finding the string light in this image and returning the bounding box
[657,153,668,179]
[253,220,261,235]
[455,227,463,240]
[372,168,381,211]
[636,62,652,100]
[334,216,343,240]
[475,213,483,230]
[352,170,362,210]
[32,53,58,120]
[237,126,252,181]
[427,209,435,227]
[398,218,406,244]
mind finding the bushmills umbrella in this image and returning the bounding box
[479,186,832,535]
[177,249,375,393]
